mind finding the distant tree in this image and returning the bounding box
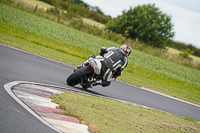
[106,4,175,48]
[90,6,104,15]
[179,48,194,59]
[71,0,84,4]
[39,0,55,5]
[166,40,200,57]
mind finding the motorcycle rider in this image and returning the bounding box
[76,44,132,87]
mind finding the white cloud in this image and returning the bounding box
[153,1,200,46]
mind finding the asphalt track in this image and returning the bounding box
[0,44,200,132]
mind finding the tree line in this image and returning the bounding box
[39,0,200,57]
[106,4,200,57]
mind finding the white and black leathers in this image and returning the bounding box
[101,47,128,83]
[78,46,128,87]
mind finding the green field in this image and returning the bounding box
[0,3,199,105]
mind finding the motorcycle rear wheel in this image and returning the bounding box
[67,66,92,86]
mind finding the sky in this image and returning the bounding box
[82,0,200,48]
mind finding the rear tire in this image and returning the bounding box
[67,66,92,86]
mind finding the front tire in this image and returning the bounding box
[67,66,92,86]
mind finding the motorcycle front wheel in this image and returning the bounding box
[66,66,92,86]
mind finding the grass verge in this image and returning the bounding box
[52,92,200,133]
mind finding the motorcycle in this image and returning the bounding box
[66,56,103,89]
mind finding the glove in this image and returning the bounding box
[99,52,104,57]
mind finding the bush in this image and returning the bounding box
[179,48,194,59]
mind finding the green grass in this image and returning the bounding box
[52,92,200,133]
[12,0,200,71]
[0,3,200,106]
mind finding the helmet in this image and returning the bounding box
[120,44,132,57]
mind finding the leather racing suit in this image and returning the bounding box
[79,46,128,87]
[100,47,128,86]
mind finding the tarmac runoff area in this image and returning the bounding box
[4,81,89,133]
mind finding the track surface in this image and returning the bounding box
[0,44,200,132]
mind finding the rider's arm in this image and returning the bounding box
[100,47,117,56]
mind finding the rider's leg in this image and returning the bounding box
[76,55,98,69]
[101,61,112,87]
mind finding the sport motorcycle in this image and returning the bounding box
[66,56,104,89]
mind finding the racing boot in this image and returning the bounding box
[74,62,89,72]
[91,80,102,87]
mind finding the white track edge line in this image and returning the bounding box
[4,81,200,123]
[116,80,200,108]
